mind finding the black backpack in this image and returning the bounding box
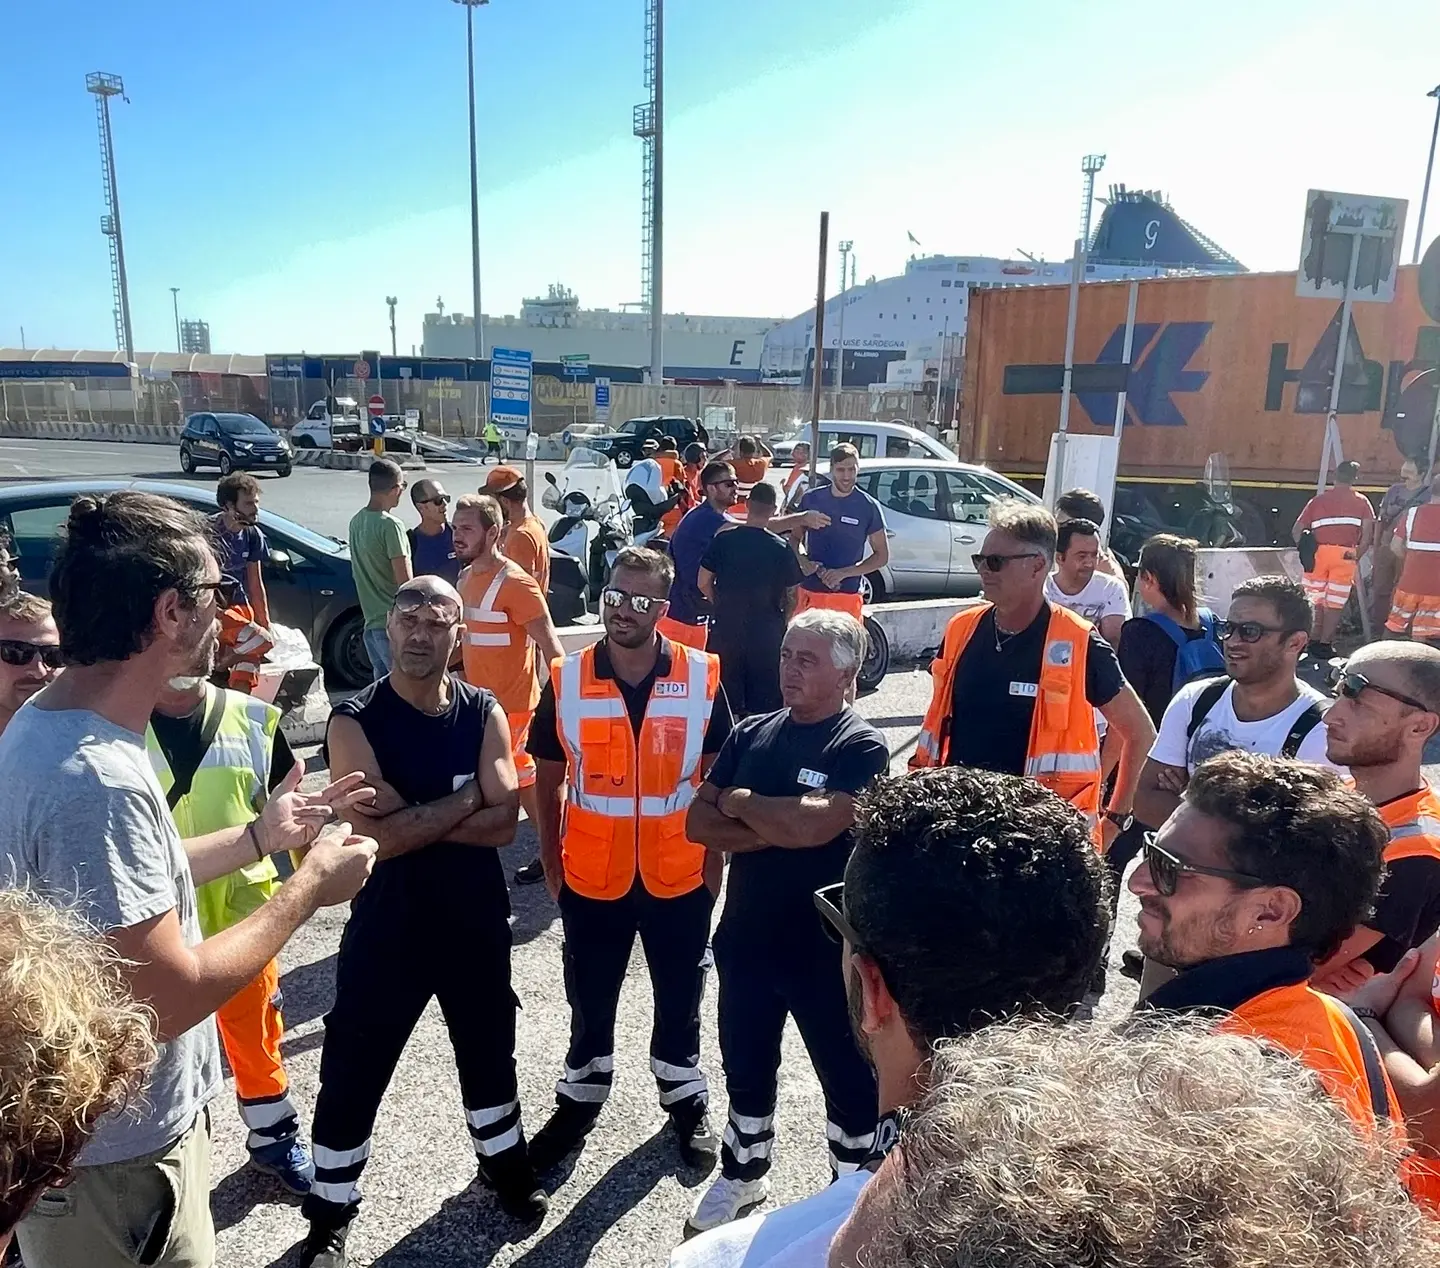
[1186,680,1325,759]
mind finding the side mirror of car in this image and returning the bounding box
[267,548,293,573]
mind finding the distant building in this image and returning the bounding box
[180,319,212,355]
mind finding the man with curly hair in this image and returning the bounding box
[0,890,156,1257]
[830,1018,1440,1268]
[668,765,1110,1268]
[1133,750,1398,1132]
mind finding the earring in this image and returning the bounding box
[1250,925,1262,935]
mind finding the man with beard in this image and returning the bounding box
[685,611,887,1232]
[1132,752,1401,1138]
[212,472,273,692]
[528,546,734,1176]
[1311,642,1440,992]
[303,576,540,1266]
[1043,518,1130,648]
[0,491,378,1268]
[1136,576,1336,833]
[0,591,62,738]
[668,766,1109,1268]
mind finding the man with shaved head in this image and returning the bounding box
[303,575,544,1267]
[1316,640,1440,993]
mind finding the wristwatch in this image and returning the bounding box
[1104,810,1134,832]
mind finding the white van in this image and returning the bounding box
[289,398,365,451]
[770,419,952,467]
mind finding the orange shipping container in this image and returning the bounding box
[959,267,1439,489]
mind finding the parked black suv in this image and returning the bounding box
[582,415,709,468]
[180,412,292,477]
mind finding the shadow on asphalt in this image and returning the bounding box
[211,1161,303,1235]
[279,954,338,1031]
[365,1173,548,1268]
[508,1125,707,1268]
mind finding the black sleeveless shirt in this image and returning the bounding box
[331,675,509,920]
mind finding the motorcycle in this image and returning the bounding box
[542,450,638,613]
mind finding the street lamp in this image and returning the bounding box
[453,0,488,360]
[169,287,180,352]
[1414,84,1440,265]
[385,296,398,356]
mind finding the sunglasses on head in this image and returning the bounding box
[971,551,1042,573]
[601,587,662,614]
[1337,669,1433,714]
[1142,831,1265,898]
[0,639,63,670]
[391,590,461,622]
[1215,618,1291,644]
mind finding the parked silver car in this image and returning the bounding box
[836,458,1041,601]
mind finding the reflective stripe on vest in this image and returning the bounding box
[1311,516,1363,528]
[911,602,1101,828]
[466,564,517,647]
[1406,507,1440,550]
[554,640,718,899]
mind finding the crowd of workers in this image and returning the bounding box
[7,443,1440,1268]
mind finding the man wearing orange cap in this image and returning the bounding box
[484,466,550,600]
[455,494,564,886]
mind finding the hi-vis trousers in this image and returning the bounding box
[553,880,714,1126]
[302,848,524,1226]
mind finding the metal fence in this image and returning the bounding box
[0,376,183,427]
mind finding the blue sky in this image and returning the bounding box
[3,0,1438,355]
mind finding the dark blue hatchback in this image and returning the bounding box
[180,411,292,477]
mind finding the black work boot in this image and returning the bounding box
[476,1145,549,1223]
[671,1105,720,1168]
[528,1101,600,1174]
[298,1218,351,1268]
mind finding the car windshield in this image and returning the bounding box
[216,414,272,436]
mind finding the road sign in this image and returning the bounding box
[368,395,386,417]
[561,353,590,379]
[489,347,533,438]
[353,359,370,381]
[595,376,611,425]
[1297,190,1407,304]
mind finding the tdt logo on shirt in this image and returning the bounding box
[653,681,689,697]
[1045,641,1073,668]
[840,515,860,526]
[797,768,829,789]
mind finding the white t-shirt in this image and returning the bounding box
[668,1171,870,1268]
[1044,571,1132,629]
[1150,678,1338,773]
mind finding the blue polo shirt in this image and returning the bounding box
[667,502,726,625]
[798,484,885,594]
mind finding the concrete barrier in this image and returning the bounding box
[0,418,183,444]
[292,449,425,472]
[555,596,979,665]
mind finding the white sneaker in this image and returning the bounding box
[686,1174,772,1232]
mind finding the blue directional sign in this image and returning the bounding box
[489,347,532,439]
[595,377,611,425]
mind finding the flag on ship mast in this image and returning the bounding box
[906,231,921,246]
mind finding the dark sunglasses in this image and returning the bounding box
[1143,831,1265,898]
[0,639,63,670]
[192,576,243,608]
[1337,669,1433,714]
[1215,618,1290,644]
[602,587,662,614]
[971,551,1042,573]
[814,882,861,946]
[391,589,461,622]
[419,494,452,507]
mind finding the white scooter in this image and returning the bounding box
[543,448,639,614]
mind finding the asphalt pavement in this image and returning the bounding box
[0,437,1147,1266]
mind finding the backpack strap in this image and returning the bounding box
[1279,702,1325,759]
[165,686,226,811]
[1186,679,1230,742]
[1329,999,1392,1123]
[1145,610,1188,647]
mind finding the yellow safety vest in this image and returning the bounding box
[146,685,281,937]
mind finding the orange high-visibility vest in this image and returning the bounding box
[553,639,719,900]
[1379,785,1440,865]
[911,603,1101,826]
[1225,981,1400,1133]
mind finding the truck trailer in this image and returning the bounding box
[958,265,1439,547]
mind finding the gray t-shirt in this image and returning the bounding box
[0,704,222,1165]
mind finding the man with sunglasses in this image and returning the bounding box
[405,477,459,585]
[1133,750,1400,1135]
[306,576,541,1265]
[0,591,61,739]
[1136,576,1334,840]
[0,491,378,1268]
[669,765,1109,1268]
[1312,642,1440,993]
[912,500,1154,849]
[527,546,735,1178]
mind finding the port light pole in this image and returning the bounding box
[453,0,488,360]
[1415,85,1440,265]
